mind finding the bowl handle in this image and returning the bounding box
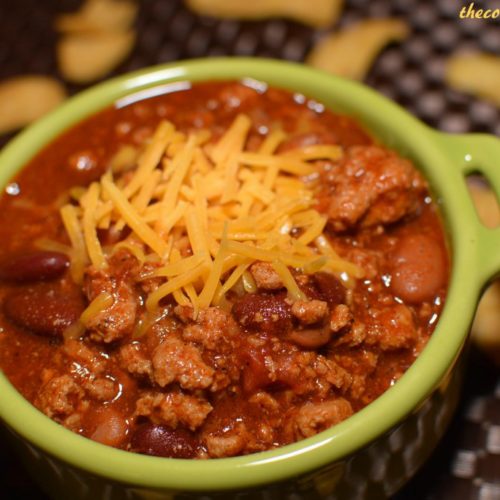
[432,131,500,285]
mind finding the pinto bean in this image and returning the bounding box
[130,423,198,458]
[288,325,332,349]
[0,251,69,282]
[390,233,447,304]
[3,287,84,337]
[277,132,337,153]
[89,407,129,448]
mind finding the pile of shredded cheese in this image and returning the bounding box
[60,114,363,317]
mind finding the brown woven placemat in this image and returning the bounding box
[0,0,499,498]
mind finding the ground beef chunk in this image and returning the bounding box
[167,308,240,392]
[291,299,328,325]
[84,377,117,402]
[135,391,212,431]
[248,391,280,412]
[204,423,251,458]
[314,356,353,392]
[35,374,87,427]
[182,307,238,350]
[330,304,353,333]
[174,305,195,323]
[63,339,107,375]
[250,262,284,290]
[364,303,418,350]
[152,336,214,390]
[119,343,153,378]
[292,398,354,439]
[332,350,379,401]
[332,320,366,347]
[83,254,138,343]
[319,146,426,231]
[275,350,352,396]
[108,248,141,276]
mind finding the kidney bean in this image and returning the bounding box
[3,287,84,337]
[130,423,198,458]
[0,251,69,283]
[288,325,332,349]
[390,233,447,304]
[232,292,292,336]
[311,272,346,305]
[97,226,131,246]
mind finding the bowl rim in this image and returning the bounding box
[0,57,482,491]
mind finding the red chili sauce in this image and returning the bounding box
[0,81,449,458]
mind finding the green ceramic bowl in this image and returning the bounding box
[1,58,500,499]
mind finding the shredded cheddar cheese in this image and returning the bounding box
[60,114,364,313]
[271,259,306,301]
[60,204,88,283]
[81,182,106,269]
[80,291,114,325]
